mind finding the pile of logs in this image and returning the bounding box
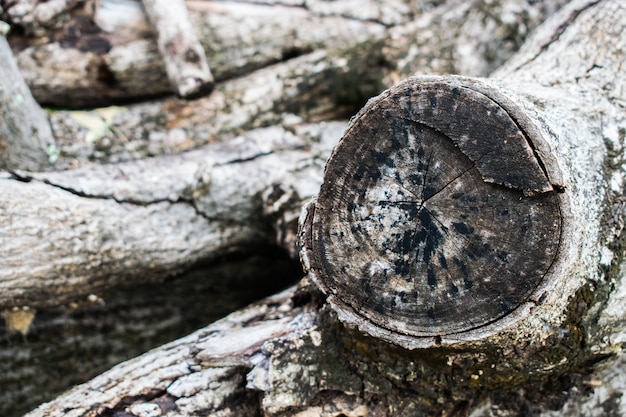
[2,0,625,416]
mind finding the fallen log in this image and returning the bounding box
[5,0,386,107]
[47,50,383,168]
[23,0,626,416]
[0,121,345,310]
[4,0,565,108]
[0,251,302,417]
[21,285,312,417]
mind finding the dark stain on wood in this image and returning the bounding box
[301,76,563,341]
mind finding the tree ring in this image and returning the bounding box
[301,76,563,346]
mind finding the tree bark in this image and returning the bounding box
[0,251,302,417]
[3,0,565,108]
[0,121,343,310]
[0,0,566,174]
[46,50,381,169]
[22,0,626,416]
[0,28,56,171]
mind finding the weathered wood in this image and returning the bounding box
[46,50,383,169]
[0,30,56,171]
[0,252,302,417]
[4,0,565,108]
[22,1,626,416]
[382,0,568,83]
[141,0,214,97]
[0,0,567,315]
[298,0,626,354]
[0,121,342,310]
[0,0,82,36]
[6,0,387,107]
[300,76,564,347]
[20,285,313,417]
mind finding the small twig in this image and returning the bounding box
[141,0,214,98]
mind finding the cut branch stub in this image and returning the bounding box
[300,76,564,348]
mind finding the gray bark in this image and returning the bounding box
[0,253,302,417]
[0,30,56,171]
[1,121,343,309]
[46,50,378,169]
[21,1,626,417]
[3,0,565,108]
[38,0,568,170]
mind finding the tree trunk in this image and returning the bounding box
[22,0,626,416]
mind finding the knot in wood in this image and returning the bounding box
[300,76,564,348]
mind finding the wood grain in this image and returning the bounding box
[301,76,564,343]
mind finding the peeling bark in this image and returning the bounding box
[20,286,313,417]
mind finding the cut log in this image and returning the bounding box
[22,1,626,416]
[141,0,214,98]
[0,30,56,171]
[46,50,384,169]
[20,285,314,417]
[5,0,387,107]
[300,76,564,348]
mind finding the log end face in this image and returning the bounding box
[300,75,565,348]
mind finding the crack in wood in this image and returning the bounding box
[514,0,603,72]
[8,170,225,223]
[301,75,564,346]
[214,150,275,167]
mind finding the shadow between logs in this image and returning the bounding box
[0,246,303,417]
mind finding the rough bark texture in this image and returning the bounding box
[2,0,565,108]
[0,30,56,171]
[45,50,380,169]
[20,286,314,417]
[0,251,302,417]
[0,0,567,175]
[21,1,626,417]
[1,121,343,309]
